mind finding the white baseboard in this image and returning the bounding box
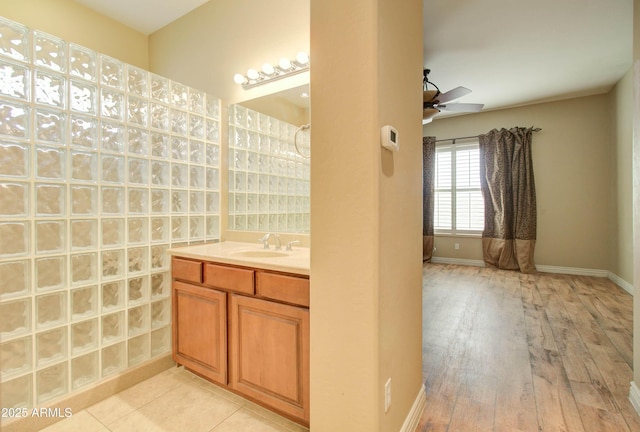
[630,382,640,416]
[400,384,426,432]
[609,272,634,295]
[430,257,485,267]
[535,265,609,277]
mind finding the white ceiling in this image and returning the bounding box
[75,0,633,115]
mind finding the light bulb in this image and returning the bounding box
[247,69,260,80]
[262,63,275,75]
[233,73,247,85]
[279,57,292,70]
[296,51,309,65]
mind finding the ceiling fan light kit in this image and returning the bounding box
[422,69,484,124]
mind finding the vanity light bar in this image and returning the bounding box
[234,52,310,90]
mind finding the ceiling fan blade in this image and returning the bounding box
[436,86,472,103]
[438,102,484,112]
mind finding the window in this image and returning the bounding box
[434,142,484,235]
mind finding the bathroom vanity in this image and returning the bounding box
[168,242,310,425]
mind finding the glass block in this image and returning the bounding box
[0,101,29,138]
[36,326,67,366]
[258,175,268,194]
[102,311,124,344]
[127,96,148,126]
[0,60,29,100]
[189,216,204,239]
[170,82,188,108]
[1,373,32,409]
[150,326,170,357]
[206,168,220,190]
[100,55,123,89]
[189,114,204,139]
[128,218,148,244]
[151,272,169,299]
[70,219,96,250]
[35,145,64,179]
[35,256,65,292]
[35,70,65,108]
[150,299,170,329]
[206,215,220,239]
[171,164,189,189]
[0,260,30,299]
[71,319,98,354]
[151,132,169,158]
[206,143,219,166]
[101,187,124,215]
[101,218,123,247]
[258,194,268,212]
[34,30,66,72]
[0,336,31,378]
[258,214,268,231]
[70,150,97,182]
[247,214,258,230]
[233,149,246,170]
[247,173,258,193]
[151,218,169,243]
[70,114,98,148]
[102,341,125,377]
[171,136,188,161]
[128,246,147,274]
[69,43,96,81]
[71,254,97,286]
[35,221,66,254]
[71,351,98,390]
[171,190,187,213]
[36,291,66,329]
[128,304,148,336]
[0,141,27,177]
[247,151,258,172]
[128,333,149,367]
[0,17,29,62]
[69,79,97,114]
[100,88,123,120]
[37,361,68,404]
[0,221,29,257]
[234,215,247,230]
[247,109,257,130]
[190,166,204,190]
[189,191,203,212]
[188,140,204,164]
[150,102,169,130]
[35,183,65,216]
[151,189,169,214]
[127,127,148,155]
[101,249,124,279]
[171,217,187,241]
[127,158,148,185]
[101,154,124,183]
[128,188,148,214]
[150,244,168,270]
[247,193,258,213]
[0,298,30,338]
[247,131,258,151]
[70,285,97,323]
[71,185,97,215]
[150,74,168,102]
[100,121,124,153]
[206,95,220,119]
[102,281,124,312]
[127,65,148,97]
[170,109,187,136]
[234,172,246,192]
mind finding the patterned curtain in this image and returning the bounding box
[423,136,436,262]
[479,127,537,273]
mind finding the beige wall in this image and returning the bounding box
[632,0,640,386]
[608,69,634,284]
[310,0,423,430]
[424,95,614,271]
[0,0,148,69]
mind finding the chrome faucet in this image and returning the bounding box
[286,240,301,251]
[259,233,273,249]
[274,234,282,250]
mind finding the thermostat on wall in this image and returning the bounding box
[381,125,399,152]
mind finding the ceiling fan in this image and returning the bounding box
[423,69,484,124]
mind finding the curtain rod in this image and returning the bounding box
[434,127,541,143]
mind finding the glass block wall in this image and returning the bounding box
[0,17,221,410]
[228,104,310,233]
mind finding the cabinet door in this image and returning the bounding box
[229,294,309,423]
[173,281,227,384]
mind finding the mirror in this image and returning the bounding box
[227,84,311,233]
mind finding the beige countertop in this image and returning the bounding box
[167,241,310,276]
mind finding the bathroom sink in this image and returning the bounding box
[230,250,290,258]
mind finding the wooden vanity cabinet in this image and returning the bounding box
[171,256,310,425]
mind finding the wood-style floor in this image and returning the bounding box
[416,263,640,432]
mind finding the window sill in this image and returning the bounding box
[434,232,482,239]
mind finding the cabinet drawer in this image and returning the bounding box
[172,258,203,284]
[204,263,254,295]
[256,272,309,307]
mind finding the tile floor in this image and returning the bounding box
[39,366,309,432]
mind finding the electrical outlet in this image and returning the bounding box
[454,243,460,250]
[384,378,392,413]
